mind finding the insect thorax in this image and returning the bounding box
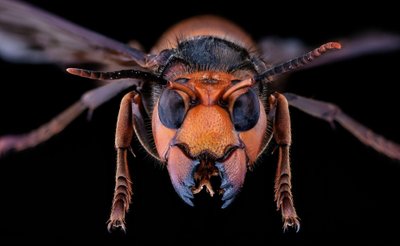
[158,36,266,79]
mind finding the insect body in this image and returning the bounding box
[67,17,344,232]
[0,0,399,234]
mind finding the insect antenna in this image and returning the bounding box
[66,68,166,83]
[221,78,254,101]
[256,42,341,81]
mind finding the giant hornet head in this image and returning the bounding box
[152,37,269,208]
[66,16,340,230]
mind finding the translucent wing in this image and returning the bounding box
[0,0,147,68]
[284,92,400,160]
[259,31,400,67]
[258,37,307,64]
[0,0,152,155]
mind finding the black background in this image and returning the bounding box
[1,0,400,245]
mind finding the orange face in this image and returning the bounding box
[152,71,267,207]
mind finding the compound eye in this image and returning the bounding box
[158,89,186,129]
[232,89,260,131]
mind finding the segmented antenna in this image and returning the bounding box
[66,68,164,83]
[257,42,341,81]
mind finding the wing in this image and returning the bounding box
[284,92,400,160]
[258,37,307,64]
[0,0,147,68]
[259,31,400,68]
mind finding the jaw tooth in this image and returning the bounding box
[218,161,239,209]
[193,159,201,167]
[221,187,237,209]
[215,162,227,187]
[179,186,194,206]
[220,178,230,189]
[221,186,236,201]
[215,162,224,172]
[183,186,194,199]
[216,161,234,195]
[183,173,196,187]
[221,197,235,209]
[181,174,195,206]
[181,195,194,207]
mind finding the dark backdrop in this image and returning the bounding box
[0,0,399,245]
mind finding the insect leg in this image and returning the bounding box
[108,91,161,232]
[284,93,400,160]
[270,92,300,232]
[107,91,136,232]
[0,79,136,156]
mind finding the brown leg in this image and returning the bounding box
[107,90,161,232]
[270,92,300,232]
[107,91,136,232]
[0,79,136,156]
[284,93,400,160]
[0,101,86,156]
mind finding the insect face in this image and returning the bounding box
[153,71,267,207]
